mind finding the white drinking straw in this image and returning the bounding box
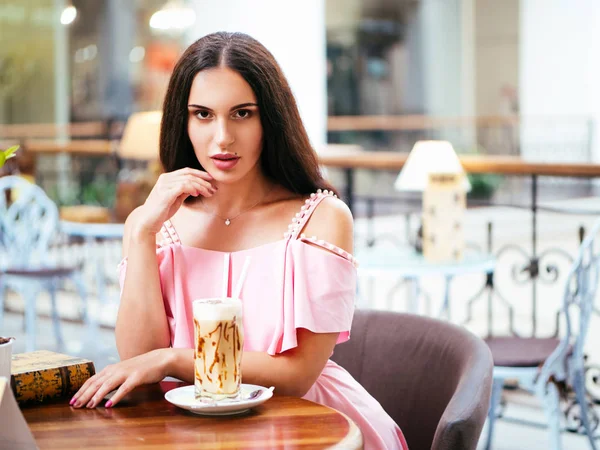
[222,253,230,298]
[233,256,251,300]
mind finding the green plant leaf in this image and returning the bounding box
[4,145,19,159]
[0,145,19,167]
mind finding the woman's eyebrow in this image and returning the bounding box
[187,102,258,112]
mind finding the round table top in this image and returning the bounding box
[356,245,496,277]
[22,381,363,449]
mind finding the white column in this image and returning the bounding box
[520,0,600,162]
[419,0,464,116]
[101,0,135,119]
[185,0,327,150]
[54,0,71,199]
[53,0,69,136]
[460,0,476,121]
[407,0,476,149]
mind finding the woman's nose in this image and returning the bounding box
[215,119,235,149]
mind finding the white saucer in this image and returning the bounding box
[164,384,274,416]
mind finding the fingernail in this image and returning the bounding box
[69,397,76,406]
[86,400,94,408]
[105,400,113,408]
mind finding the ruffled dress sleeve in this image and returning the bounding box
[267,240,356,355]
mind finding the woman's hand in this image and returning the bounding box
[70,349,172,409]
[134,168,216,235]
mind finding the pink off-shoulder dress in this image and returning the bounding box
[118,191,408,450]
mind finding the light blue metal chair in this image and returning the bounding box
[485,219,600,450]
[0,176,88,352]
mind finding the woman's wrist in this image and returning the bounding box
[129,219,159,244]
[152,348,175,379]
[162,348,194,382]
[130,205,163,238]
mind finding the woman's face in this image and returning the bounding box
[187,66,263,184]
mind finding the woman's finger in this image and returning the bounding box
[172,174,217,194]
[70,371,110,406]
[173,167,214,181]
[183,167,214,181]
[85,374,123,409]
[188,179,216,197]
[73,373,99,396]
[72,372,113,408]
[104,377,139,408]
[162,184,197,204]
[186,175,217,192]
[171,180,211,199]
[152,174,216,208]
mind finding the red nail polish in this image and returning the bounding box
[69,398,76,406]
[105,400,113,408]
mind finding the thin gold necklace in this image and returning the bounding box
[199,186,274,226]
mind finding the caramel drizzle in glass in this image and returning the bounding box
[195,316,242,391]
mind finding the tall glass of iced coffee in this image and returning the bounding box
[193,298,244,400]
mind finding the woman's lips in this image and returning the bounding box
[211,155,240,170]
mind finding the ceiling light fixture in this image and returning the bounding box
[60,2,77,26]
[149,1,196,32]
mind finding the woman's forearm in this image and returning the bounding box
[167,349,315,397]
[241,351,313,397]
[115,229,170,359]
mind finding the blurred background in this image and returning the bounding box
[3,1,600,448]
[1,0,598,211]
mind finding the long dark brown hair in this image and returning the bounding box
[160,31,337,196]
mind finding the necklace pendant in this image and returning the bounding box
[225,219,231,226]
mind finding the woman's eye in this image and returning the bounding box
[196,110,212,119]
[233,109,251,119]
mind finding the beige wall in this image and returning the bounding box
[0,0,57,124]
[474,0,519,116]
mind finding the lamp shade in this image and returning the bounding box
[394,140,471,192]
[118,111,162,160]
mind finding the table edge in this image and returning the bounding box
[327,410,364,450]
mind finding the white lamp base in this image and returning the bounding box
[422,173,466,262]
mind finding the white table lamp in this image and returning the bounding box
[118,111,162,161]
[395,140,470,261]
[394,140,471,192]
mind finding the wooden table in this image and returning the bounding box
[22,381,363,449]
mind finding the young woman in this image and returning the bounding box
[71,31,407,450]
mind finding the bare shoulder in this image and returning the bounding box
[302,196,354,254]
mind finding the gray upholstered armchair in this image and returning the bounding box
[331,310,494,450]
